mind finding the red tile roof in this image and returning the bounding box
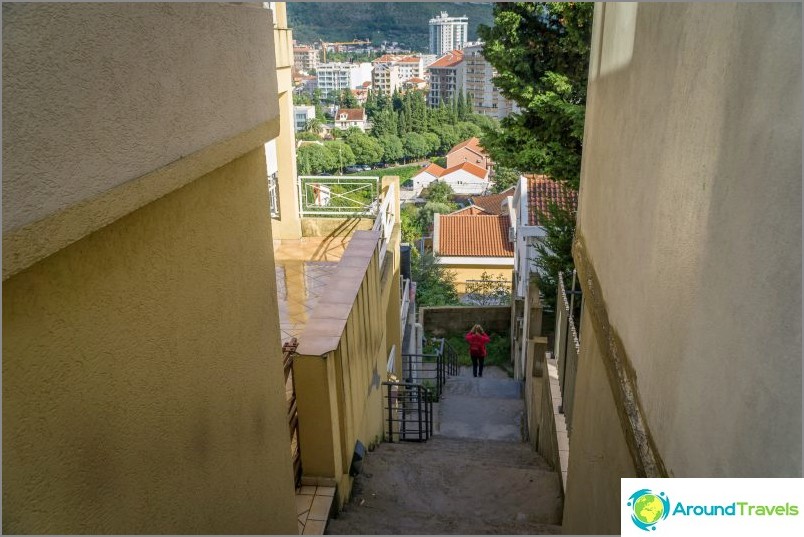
[429,50,464,68]
[526,175,578,226]
[469,187,516,215]
[437,215,514,257]
[407,77,426,83]
[335,108,366,122]
[449,205,492,216]
[400,56,421,63]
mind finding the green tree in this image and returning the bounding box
[422,132,441,156]
[423,180,455,205]
[477,1,593,188]
[431,124,459,154]
[323,141,356,173]
[411,250,460,308]
[464,271,512,306]
[532,203,577,313]
[338,89,359,109]
[344,131,384,166]
[401,204,423,243]
[377,134,404,164]
[296,143,334,175]
[303,117,325,136]
[371,109,398,137]
[403,132,429,161]
[293,93,312,106]
[491,166,520,194]
[415,200,454,232]
[455,121,482,141]
[296,131,321,142]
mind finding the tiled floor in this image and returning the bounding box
[296,484,336,535]
[274,237,351,344]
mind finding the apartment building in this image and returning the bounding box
[294,105,316,132]
[463,42,518,120]
[3,2,301,533]
[429,11,468,56]
[427,50,465,107]
[316,62,372,99]
[371,55,426,95]
[294,45,319,72]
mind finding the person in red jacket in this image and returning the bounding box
[465,324,491,378]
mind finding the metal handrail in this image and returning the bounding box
[382,381,433,442]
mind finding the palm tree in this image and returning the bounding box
[304,118,324,136]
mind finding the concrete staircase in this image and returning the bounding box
[326,367,563,535]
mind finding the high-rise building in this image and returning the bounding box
[462,42,518,119]
[428,11,468,56]
[371,55,425,95]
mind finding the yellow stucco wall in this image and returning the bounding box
[3,148,298,534]
[442,264,514,295]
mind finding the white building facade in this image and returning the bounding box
[293,105,316,132]
[463,42,519,120]
[316,62,372,99]
[429,12,469,56]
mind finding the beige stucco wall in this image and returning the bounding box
[562,312,638,535]
[575,0,801,484]
[3,149,298,534]
[2,3,278,233]
[442,264,514,295]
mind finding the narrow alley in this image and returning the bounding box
[326,366,563,535]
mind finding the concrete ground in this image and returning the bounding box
[326,366,563,535]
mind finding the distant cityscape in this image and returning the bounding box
[291,10,518,130]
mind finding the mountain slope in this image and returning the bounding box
[287,2,494,52]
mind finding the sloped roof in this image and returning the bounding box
[335,108,366,121]
[437,215,514,257]
[448,137,487,158]
[399,56,421,63]
[429,50,464,68]
[443,161,488,180]
[407,77,426,84]
[420,163,446,177]
[469,186,516,215]
[526,175,578,226]
[449,204,492,216]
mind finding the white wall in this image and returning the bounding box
[442,170,488,195]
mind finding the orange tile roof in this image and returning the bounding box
[443,161,488,180]
[448,137,486,157]
[407,77,426,83]
[437,215,514,257]
[470,187,516,215]
[526,175,578,226]
[420,163,446,177]
[449,205,492,216]
[429,50,464,68]
[400,56,421,63]
[335,108,366,122]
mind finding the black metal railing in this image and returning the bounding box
[401,338,458,401]
[382,381,433,442]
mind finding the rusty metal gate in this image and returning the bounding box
[283,338,302,487]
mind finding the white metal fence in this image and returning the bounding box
[372,182,396,266]
[297,176,379,216]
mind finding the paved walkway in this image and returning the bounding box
[326,366,563,535]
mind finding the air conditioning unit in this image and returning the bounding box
[508,227,516,243]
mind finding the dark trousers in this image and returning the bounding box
[471,355,484,377]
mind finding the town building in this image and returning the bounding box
[429,11,468,56]
[333,108,368,131]
[432,213,515,296]
[293,105,316,132]
[411,161,489,196]
[462,42,518,120]
[426,50,465,107]
[316,62,372,99]
[446,137,492,171]
[371,55,426,95]
[293,45,319,72]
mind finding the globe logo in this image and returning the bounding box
[627,489,670,531]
